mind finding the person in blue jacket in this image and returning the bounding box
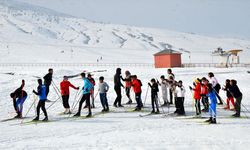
[205,83,217,124]
[74,73,93,117]
[33,79,48,121]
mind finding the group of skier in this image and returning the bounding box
[9,67,243,124]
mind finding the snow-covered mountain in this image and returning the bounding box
[0,0,250,63]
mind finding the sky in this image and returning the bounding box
[15,0,250,39]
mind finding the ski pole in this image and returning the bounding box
[21,93,37,124]
[70,88,81,111]
[68,93,83,118]
[212,87,226,104]
[143,85,149,107]
[157,96,165,115]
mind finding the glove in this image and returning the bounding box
[32,90,36,93]
[148,83,151,86]
[189,86,193,90]
[193,82,196,86]
[77,87,80,90]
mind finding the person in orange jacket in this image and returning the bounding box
[201,77,209,112]
[60,76,79,114]
[189,78,202,116]
[131,75,143,111]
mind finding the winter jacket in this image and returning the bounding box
[193,82,201,100]
[207,90,217,104]
[132,79,142,94]
[208,77,218,88]
[83,78,94,94]
[43,73,53,86]
[114,75,123,88]
[159,80,169,92]
[34,85,47,101]
[60,80,78,96]
[175,86,185,98]
[223,83,233,98]
[13,85,27,98]
[201,84,208,96]
[149,83,159,95]
[123,76,132,88]
[229,85,242,98]
[99,82,109,93]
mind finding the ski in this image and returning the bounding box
[139,112,161,117]
[1,117,29,122]
[21,120,52,125]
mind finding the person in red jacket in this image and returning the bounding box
[131,75,143,111]
[88,74,96,108]
[60,76,79,114]
[189,78,201,116]
[201,77,209,112]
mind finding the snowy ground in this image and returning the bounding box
[1,66,250,149]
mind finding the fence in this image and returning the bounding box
[182,63,250,68]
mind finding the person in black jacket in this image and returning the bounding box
[229,79,243,117]
[43,68,53,96]
[113,68,124,107]
[148,79,160,114]
[10,80,27,118]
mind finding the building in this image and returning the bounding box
[154,49,182,68]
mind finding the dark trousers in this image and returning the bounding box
[235,96,242,115]
[176,97,185,115]
[114,86,122,106]
[169,89,173,104]
[37,100,48,118]
[151,94,159,111]
[195,100,201,115]
[201,96,209,111]
[214,85,223,104]
[45,85,50,97]
[125,87,132,101]
[135,92,143,108]
[62,95,70,109]
[100,93,109,110]
[78,93,91,114]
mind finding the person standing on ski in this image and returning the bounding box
[205,83,217,124]
[208,72,223,105]
[201,77,209,112]
[60,76,79,114]
[113,68,124,107]
[167,69,175,104]
[148,79,160,114]
[222,79,235,110]
[98,76,110,112]
[174,80,186,115]
[122,70,133,104]
[157,75,169,106]
[74,73,93,117]
[87,74,96,108]
[131,75,143,111]
[33,79,48,121]
[43,68,53,96]
[10,80,27,118]
[229,79,243,117]
[189,78,201,116]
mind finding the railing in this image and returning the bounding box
[182,63,250,68]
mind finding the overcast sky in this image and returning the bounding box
[17,0,250,39]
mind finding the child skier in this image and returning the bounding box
[131,75,143,111]
[208,72,223,105]
[174,80,186,115]
[189,78,201,116]
[205,83,217,124]
[98,76,110,112]
[201,77,209,112]
[229,79,243,117]
[33,79,48,121]
[74,73,93,117]
[158,75,169,106]
[122,70,133,104]
[222,79,235,110]
[10,80,27,118]
[87,74,96,108]
[167,69,175,104]
[60,76,79,114]
[148,79,160,114]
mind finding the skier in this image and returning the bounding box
[113,68,124,107]
[60,76,79,114]
[148,79,160,114]
[33,79,48,121]
[157,75,169,106]
[74,73,93,117]
[201,77,209,112]
[222,79,235,110]
[229,79,243,117]
[87,74,96,108]
[10,80,27,118]
[189,78,201,116]
[98,76,110,112]
[208,72,223,105]
[167,69,175,104]
[205,83,217,124]
[131,75,143,111]
[122,70,133,104]
[43,68,53,97]
[174,80,186,115]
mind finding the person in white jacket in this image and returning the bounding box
[158,75,169,106]
[208,72,223,105]
[174,80,186,115]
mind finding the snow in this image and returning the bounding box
[1,0,250,149]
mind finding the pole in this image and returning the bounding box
[21,93,37,124]
[143,85,149,107]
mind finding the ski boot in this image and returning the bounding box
[73,112,81,117]
[210,118,216,124]
[33,116,39,121]
[42,117,48,122]
[205,117,212,123]
[126,100,132,104]
[232,113,240,117]
[86,113,92,118]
